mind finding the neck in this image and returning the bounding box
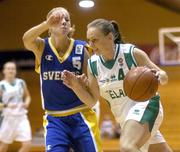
[5,77,15,83]
[102,44,116,61]
[51,35,71,53]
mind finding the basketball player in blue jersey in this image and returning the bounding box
[23,7,102,152]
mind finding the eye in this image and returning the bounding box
[91,39,97,43]
[65,17,70,22]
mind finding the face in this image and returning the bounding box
[3,62,17,80]
[49,9,71,36]
[87,27,113,55]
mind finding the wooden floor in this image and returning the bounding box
[6,66,180,152]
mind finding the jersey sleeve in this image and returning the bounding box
[123,44,137,69]
[88,55,98,78]
[19,79,26,88]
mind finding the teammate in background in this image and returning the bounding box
[0,61,31,152]
[62,19,172,152]
[23,7,102,152]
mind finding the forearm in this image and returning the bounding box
[23,21,48,43]
[73,85,97,108]
[24,96,31,108]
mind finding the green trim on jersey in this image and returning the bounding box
[124,45,137,69]
[89,59,98,77]
[99,44,120,69]
[1,85,6,91]
[140,95,160,132]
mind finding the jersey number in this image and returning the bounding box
[72,57,81,70]
[118,68,125,80]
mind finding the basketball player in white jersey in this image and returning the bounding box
[62,19,172,152]
[0,62,32,152]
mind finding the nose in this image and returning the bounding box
[89,41,95,49]
[61,17,67,26]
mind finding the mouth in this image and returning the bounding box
[61,26,68,30]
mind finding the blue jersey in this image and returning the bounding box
[40,38,86,111]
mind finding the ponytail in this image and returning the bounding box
[110,20,124,44]
[88,19,124,44]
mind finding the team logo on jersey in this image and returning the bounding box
[118,58,123,66]
[75,45,83,54]
[45,55,53,61]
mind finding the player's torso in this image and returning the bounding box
[40,38,86,111]
[89,44,137,118]
[0,78,26,116]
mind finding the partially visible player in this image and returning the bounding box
[0,61,32,152]
[23,7,102,152]
[62,19,172,152]
[68,25,101,122]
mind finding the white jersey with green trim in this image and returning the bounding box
[88,43,139,125]
[0,78,27,116]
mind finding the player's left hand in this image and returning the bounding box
[0,103,4,110]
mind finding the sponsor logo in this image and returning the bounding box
[133,109,140,115]
[106,89,126,99]
[118,58,123,66]
[75,45,83,54]
[45,55,53,61]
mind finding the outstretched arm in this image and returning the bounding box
[133,48,168,85]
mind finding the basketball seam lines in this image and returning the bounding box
[136,74,154,100]
[130,68,149,100]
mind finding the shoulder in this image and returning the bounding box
[74,39,87,45]
[88,55,99,77]
[0,80,5,85]
[89,54,99,62]
[120,43,135,53]
[0,81,3,87]
[16,78,26,85]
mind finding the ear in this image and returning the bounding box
[107,32,114,41]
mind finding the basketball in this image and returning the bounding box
[123,67,158,101]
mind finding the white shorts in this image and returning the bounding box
[0,115,32,144]
[121,96,166,152]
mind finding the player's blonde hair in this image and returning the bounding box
[46,7,70,20]
[46,7,71,36]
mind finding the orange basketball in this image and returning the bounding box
[123,67,158,101]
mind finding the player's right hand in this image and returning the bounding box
[7,102,18,109]
[46,12,61,28]
[77,74,89,87]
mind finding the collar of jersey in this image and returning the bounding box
[99,44,120,69]
[48,38,75,63]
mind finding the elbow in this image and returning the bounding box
[22,32,27,43]
[22,35,32,51]
[22,32,31,49]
